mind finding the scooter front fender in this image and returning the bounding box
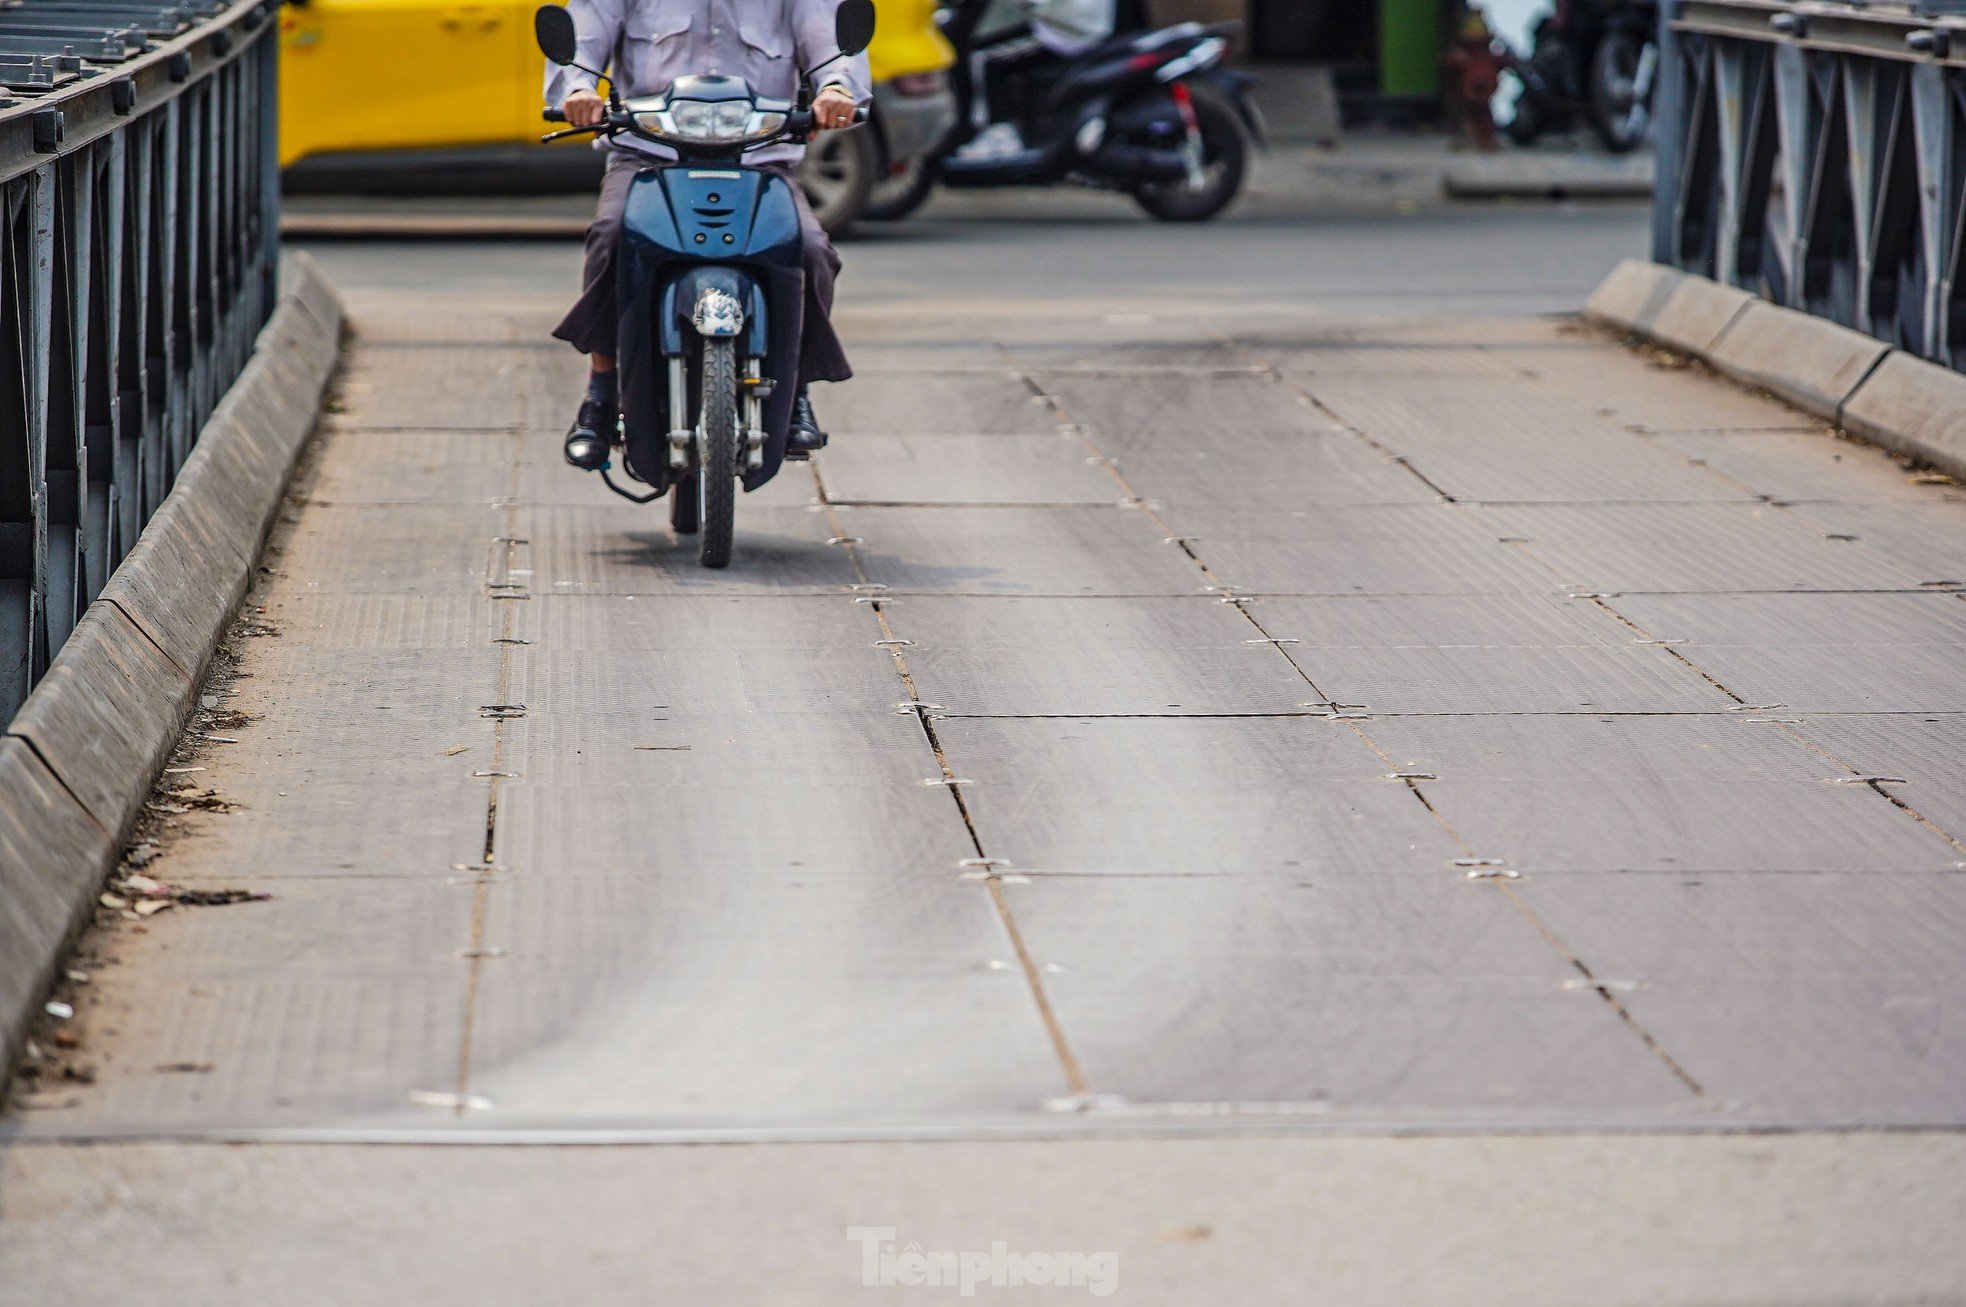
[661,266,770,359]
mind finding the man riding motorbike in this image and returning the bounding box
[547,0,870,469]
[956,0,1115,160]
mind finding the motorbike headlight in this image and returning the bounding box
[750,111,786,136]
[667,100,719,138]
[662,99,759,141]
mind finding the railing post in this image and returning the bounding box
[1653,0,1686,264]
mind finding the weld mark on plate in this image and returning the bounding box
[1042,1094,1332,1118]
[407,1090,494,1111]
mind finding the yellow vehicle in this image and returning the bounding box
[279,0,956,229]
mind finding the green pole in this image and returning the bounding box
[1379,0,1443,98]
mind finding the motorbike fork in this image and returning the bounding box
[743,358,767,472]
[1169,82,1206,190]
[666,354,691,470]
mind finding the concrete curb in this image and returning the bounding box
[1840,352,1966,484]
[0,253,343,1079]
[1583,260,1964,481]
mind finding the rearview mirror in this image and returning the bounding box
[535,5,578,65]
[834,0,875,57]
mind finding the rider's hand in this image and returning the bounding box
[564,89,607,128]
[811,85,857,136]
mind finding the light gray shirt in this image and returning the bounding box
[983,0,1115,54]
[545,0,872,164]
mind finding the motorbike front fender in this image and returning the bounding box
[662,266,770,359]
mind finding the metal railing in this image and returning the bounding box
[1655,0,1966,369]
[2,0,278,720]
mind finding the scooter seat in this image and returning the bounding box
[1068,21,1205,67]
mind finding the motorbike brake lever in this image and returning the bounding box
[541,124,604,143]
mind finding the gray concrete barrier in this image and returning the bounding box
[0,253,343,1080]
[1706,302,1891,424]
[1585,260,1961,482]
[1841,353,1966,487]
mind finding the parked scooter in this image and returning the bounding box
[1505,0,1658,154]
[870,0,1262,223]
[533,0,876,570]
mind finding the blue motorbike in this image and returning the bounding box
[535,1,875,568]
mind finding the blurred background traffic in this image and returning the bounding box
[271,0,1659,233]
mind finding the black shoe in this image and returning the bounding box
[564,397,617,471]
[787,389,829,459]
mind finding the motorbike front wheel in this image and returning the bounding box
[696,338,739,569]
[1589,30,1655,153]
[1133,87,1249,223]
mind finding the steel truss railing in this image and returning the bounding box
[1,0,278,720]
[1655,0,1966,368]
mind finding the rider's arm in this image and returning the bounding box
[792,0,872,112]
[544,0,625,108]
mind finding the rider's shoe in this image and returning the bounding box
[564,396,617,471]
[953,121,1026,162]
[786,388,829,459]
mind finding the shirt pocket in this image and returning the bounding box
[622,7,692,84]
[735,14,793,61]
[625,7,692,41]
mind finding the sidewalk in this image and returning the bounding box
[279,131,1651,239]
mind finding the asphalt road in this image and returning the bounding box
[5,193,1965,1303]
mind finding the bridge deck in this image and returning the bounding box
[7,290,1965,1141]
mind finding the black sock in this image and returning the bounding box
[586,371,617,409]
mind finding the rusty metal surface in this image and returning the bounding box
[12,286,1966,1144]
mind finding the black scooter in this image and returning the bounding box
[534,1,874,569]
[875,0,1261,223]
[1506,0,1658,154]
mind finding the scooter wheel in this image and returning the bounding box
[1589,30,1654,154]
[1133,87,1249,224]
[697,337,739,570]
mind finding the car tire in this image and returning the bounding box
[862,155,939,222]
[799,127,878,237]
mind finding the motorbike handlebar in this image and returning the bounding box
[539,104,862,145]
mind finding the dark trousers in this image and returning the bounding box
[552,149,852,386]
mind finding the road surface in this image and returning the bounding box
[4,196,1964,1303]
